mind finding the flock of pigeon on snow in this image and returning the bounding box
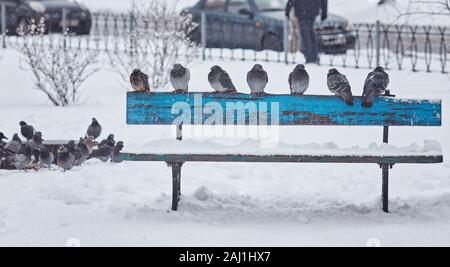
[0,119,124,172]
[131,63,390,107]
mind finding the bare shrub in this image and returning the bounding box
[108,0,199,91]
[14,19,100,106]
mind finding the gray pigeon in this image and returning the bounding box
[247,64,268,95]
[74,138,90,166]
[38,146,54,170]
[208,65,237,93]
[289,64,309,95]
[327,68,354,105]
[362,66,390,108]
[86,118,102,140]
[83,136,97,154]
[98,134,115,148]
[4,134,23,154]
[0,147,6,168]
[111,141,124,163]
[20,121,35,140]
[27,131,44,164]
[14,144,32,171]
[27,131,44,150]
[170,64,190,93]
[66,140,77,154]
[0,141,7,168]
[66,140,83,166]
[91,145,114,163]
[130,69,150,93]
[57,146,75,172]
[0,132,8,148]
[67,140,82,166]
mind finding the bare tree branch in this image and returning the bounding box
[399,0,450,21]
[108,0,199,91]
[14,18,100,106]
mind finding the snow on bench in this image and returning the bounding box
[121,92,443,212]
[120,139,443,164]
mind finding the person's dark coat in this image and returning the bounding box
[286,0,328,20]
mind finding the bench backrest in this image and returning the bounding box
[126,92,442,127]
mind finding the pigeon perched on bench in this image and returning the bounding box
[130,69,150,93]
[327,68,354,105]
[170,64,190,93]
[208,65,237,93]
[289,64,309,95]
[362,66,390,108]
[86,118,102,140]
[57,145,75,172]
[38,146,54,170]
[247,64,268,95]
[20,121,35,141]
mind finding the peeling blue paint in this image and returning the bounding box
[126,92,442,126]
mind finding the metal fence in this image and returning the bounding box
[199,14,449,73]
[1,6,449,73]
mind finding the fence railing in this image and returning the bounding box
[199,13,449,73]
[0,7,449,73]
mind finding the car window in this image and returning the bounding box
[204,0,227,12]
[255,0,286,11]
[227,0,252,15]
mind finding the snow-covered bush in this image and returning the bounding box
[14,19,100,107]
[108,0,199,91]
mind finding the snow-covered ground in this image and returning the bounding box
[79,0,450,25]
[0,46,449,246]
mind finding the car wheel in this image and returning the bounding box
[262,34,282,52]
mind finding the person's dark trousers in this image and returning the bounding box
[298,17,319,63]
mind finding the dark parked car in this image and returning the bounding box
[0,0,91,35]
[184,0,356,54]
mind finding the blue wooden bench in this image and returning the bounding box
[120,91,443,212]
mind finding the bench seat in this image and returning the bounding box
[119,153,443,164]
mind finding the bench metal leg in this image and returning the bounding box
[178,166,182,198]
[169,162,183,211]
[381,122,391,213]
[381,164,389,213]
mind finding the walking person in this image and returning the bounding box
[286,0,328,64]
